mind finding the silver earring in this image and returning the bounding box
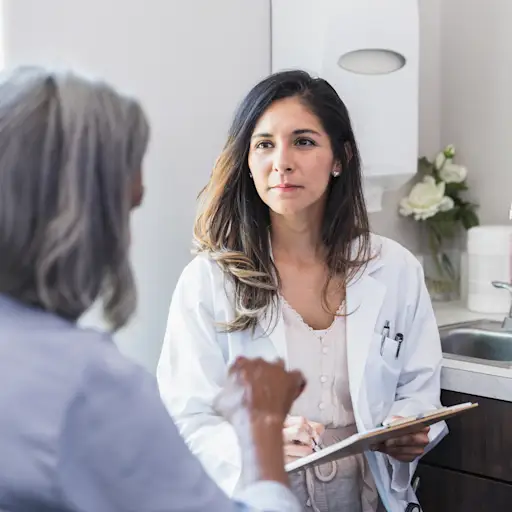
[332,170,340,178]
[249,172,253,179]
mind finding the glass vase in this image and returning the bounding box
[422,247,461,302]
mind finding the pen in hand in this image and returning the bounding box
[311,438,323,452]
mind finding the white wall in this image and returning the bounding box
[369,0,442,253]
[373,0,512,248]
[3,0,271,371]
[440,0,512,224]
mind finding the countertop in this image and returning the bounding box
[433,301,512,402]
[433,301,504,327]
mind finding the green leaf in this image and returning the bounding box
[427,211,460,240]
[445,182,468,195]
[418,156,434,176]
[432,209,458,222]
[460,208,480,230]
[440,223,458,238]
[427,216,457,240]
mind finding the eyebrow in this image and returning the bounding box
[251,128,322,139]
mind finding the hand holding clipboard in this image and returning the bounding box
[372,414,431,462]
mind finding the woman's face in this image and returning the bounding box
[248,96,339,218]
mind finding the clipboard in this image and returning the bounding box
[285,402,478,474]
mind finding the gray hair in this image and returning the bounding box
[0,66,150,330]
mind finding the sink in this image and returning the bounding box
[439,319,512,368]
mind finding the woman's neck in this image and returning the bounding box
[270,212,324,265]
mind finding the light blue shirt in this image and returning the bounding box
[0,294,300,512]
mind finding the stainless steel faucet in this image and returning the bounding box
[492,281,512,330]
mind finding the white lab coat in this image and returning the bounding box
[157,234,448,511]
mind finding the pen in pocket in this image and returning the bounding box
[380,320,390,355]
[394,333,404,358]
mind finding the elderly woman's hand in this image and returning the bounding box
[214,357,306,486]
[214,357,306,426]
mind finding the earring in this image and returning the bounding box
[332,170,340,178]
[249,172,253,179]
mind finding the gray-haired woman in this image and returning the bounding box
[0,66,305,512]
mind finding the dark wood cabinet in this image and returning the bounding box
[416,464,512,511]
[415,390,512,511]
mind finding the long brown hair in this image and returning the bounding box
[194,70,371,332]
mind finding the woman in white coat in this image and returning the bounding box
[157,70,447,511]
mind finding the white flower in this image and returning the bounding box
[443,144,456,158]
[434,144,456,170]
[399,176,454,220]
[434,153,450,171]
[439,162,467,184]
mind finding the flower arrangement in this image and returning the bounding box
[399,144,479,299]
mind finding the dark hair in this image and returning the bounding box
[194,70,371,332]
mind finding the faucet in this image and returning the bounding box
[492,281,512,330]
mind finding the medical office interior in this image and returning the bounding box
[3,0,512,509]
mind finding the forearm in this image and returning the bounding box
[231,412,288,488]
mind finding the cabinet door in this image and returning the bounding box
[422,390,512,482]
[416,464,512,511]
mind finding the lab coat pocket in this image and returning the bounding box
[367,333,403,415]
[380,334,402,367]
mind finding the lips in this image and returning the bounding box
[272,184,300,189]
